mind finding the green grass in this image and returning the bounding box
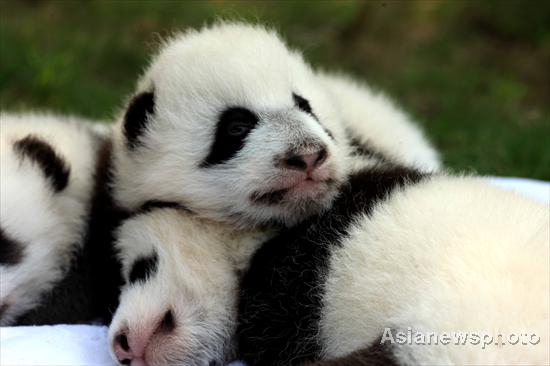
[1,0,549,179]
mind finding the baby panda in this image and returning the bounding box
[108,207,270,366]
[0,112,110,325]
[111,22,440,228]
[237,169,549,365]
[317,72,440,172]
[108,167,548,366]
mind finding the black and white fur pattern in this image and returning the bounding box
[108,168,548,366]
[238,169,549,365]
[108,208,270,366]
[318,72,440,172]
[0,112,109,325]
[111,22,440,227]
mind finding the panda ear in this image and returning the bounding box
[123,91,156,150]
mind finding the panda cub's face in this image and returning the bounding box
[109,210,243,366]
[112,23,347,227]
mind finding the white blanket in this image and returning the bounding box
[1,177,548,366]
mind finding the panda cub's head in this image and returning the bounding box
[109,208,262,366]
[112,22,347,227]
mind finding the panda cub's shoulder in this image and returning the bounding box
[0,112,110,325]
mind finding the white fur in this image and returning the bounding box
[109,210,270,365]
[109,176,548,365]
[320,177,549,365]
[111,22,438,227]
[317,72,441,172]
[0,112,108,324]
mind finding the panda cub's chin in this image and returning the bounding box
[248,180,340,226]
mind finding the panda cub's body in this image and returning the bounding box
[238,169,549,365]
[107,167,548,366]
[0,112,110,325]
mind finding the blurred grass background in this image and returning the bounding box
[1,0,549,179]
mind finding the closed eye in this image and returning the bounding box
[227,120,254,137]
[201,107,259,167]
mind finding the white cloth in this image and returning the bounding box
[0,325,114,366]
[1,177,548,366]
[489,176,549,205]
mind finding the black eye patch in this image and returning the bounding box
[128,252,158,284]
[201,107,259,167]
[293,93,313,115]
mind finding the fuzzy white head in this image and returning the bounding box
[109,208,267,366]
[111,22,348,227]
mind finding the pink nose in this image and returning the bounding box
[112,310,175,366]
[282,146,327,173]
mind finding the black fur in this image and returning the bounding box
[237,166,425,365]
[250,189,288,205]
[347,133,391,164]
[0,302,8,320]
[15,138,126,325]
[0,227,24,266]
[202,107,259,167]
[293,93,335,141]
[159,309,176,333]
[293,93,314,116]
[13,135,70,192]
[304,335,398,366]
[123,91,155,150]
[128,252,158,284]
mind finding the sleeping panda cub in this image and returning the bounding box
[108,167,549,366]
[111,22,440,228]
[317,72,440,173]
[0,112,108,325]
[109,207,270,366]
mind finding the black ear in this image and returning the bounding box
[13,135,70,192]
[123,91,155,150]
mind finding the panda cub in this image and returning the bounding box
[0,112,109,325]
[108,208,269,366]
[111,22,440,228]
[108,168,549,366]
[237,170,549,365]
[317,72,440,172]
